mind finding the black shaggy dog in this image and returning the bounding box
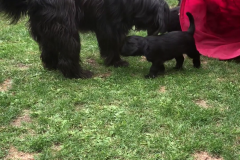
[167,0,182,32]
[0,0,169,79]
[121,12,201,78]
[168,6,181,32]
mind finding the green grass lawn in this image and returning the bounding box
[0,1,240,160]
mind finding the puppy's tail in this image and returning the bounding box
[0,0,29,24]
[186,12,195,35]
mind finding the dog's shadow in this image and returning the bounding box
[123,57,203,79]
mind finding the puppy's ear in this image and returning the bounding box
[154,1,170,34]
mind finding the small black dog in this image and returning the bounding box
[121,12,201,78]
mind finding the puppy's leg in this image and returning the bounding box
[188,50,201,68]
[187,45,201,68]
[193,53,201,68]
[95,30,129,67]
[174,55,184,69]
[145,62,165,78]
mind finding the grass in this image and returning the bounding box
[0,1,240,159]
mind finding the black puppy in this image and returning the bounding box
[121,12,201,78]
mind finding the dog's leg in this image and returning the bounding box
[57,31,93,79]
[193,52,201,68]
[174,55,184,69]
[145,62,165,78]
[188,49,201,68]
[30,24,59,71]
[95,30,129,67]
[27,0,92,79]
[40,43,59,70]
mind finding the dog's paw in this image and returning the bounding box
[80,69,94,79]
[42,62,58,70]
[194,64,201,68]
[62,69,93,79]
[113,60,129,68]
[173,66,183,70]
[193,59,201,68]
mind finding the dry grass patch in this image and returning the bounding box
[16,63,30,71]
[216,78,225,82]
[96,72,111,78]
[0,79,12,92]
[201,60,208,69]
[51,144,62,152]
[11,110,32,127]
[4,146,36,160]
[193,152,223,160]
[140,56,147,62]
[201,60,208,65]
[195,99,211,109]
[158,86,166,93]
[86,58,98,67]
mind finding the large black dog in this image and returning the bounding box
[168,0,182,32]
[121,12,201,78]
[0,0,169,79]
[168,6,181,32]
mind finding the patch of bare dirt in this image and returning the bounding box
[86,58,98,66]
[51,144,62,152]
[140,56,146,62]
[201,60,208,69]
[4,146,36,160]
[0,79,12,92]
[195,100,211,109]
[235,135,240,146]
[16,63,30,71]
[159,86,166,93]
[216,78,225,82]
[11,110,32,127]
[194,152,223,160]
[201,60,208,64]
[97,72,111,78]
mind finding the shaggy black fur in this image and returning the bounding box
[0,0,169,79]
[121,12,201,78]
[167,0,182,32]
[168,6,181,32]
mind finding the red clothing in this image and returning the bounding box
[180,0,240,60]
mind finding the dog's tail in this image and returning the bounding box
[0,0,28,24]
[186,12,195,35]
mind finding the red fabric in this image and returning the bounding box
[180,0,240,60]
